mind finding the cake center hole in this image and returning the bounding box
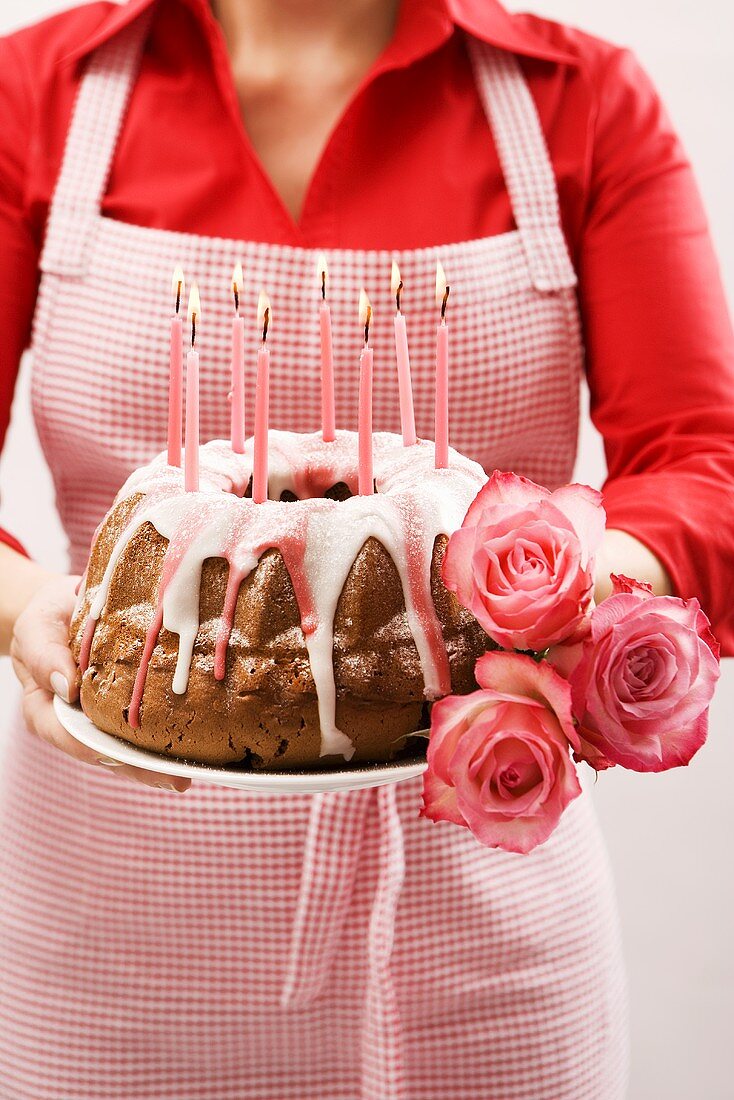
[243,478,369,501]
[279,481,354,502]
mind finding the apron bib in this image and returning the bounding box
[0,14,627,1100]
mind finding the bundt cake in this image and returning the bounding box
[70,430,491,769]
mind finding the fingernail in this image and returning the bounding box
[96,756,124,768]
[50,672,71,704]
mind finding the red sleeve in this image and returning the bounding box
[579,48,734,653]
[0,35,41,559]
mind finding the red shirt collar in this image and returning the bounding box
[449,0,578,65]
[63,0,578,67]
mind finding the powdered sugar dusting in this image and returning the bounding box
[81,430,486,758]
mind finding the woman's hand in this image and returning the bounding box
[10,574,190,792]
[594,528,673,604]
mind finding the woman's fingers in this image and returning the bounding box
[19,677,190,791]
[12,574,81,702]
[21,679,101,768]
[110,764,191,792]
[11,574,191,793]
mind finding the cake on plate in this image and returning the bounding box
[70,430,490,769]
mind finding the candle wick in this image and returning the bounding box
[396,282,403,314]
[441,285,450,321]
[175,281,182,315]
[321,271,326,302]
[191,316,197,347]
[262,308,270,344]
[233,286,240,314]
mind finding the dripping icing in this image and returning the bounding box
[80,431,486,758]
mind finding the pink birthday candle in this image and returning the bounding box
[391,260,417,447]
[185,283,201,492]
[434,260,450,469]
[358,289,374,496]
[230,262,246,453]
[253,290,271,504]
[317,253,336,442]
[167,266,185,466]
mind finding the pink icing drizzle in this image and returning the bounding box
[128,605,164,729]
[269,528,318,635]
[78,431,485,756]
[397,499,452,697]
[213,506,315,681]
[78,615,97,674]
[128,507,211,728]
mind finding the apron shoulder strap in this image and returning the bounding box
[40,10,153,278]
[41,16,575,290]
[467,38,577,292]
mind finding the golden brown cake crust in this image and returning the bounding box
[70,432,491,769]
[72,512,489,768]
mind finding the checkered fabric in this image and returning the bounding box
[0,14,627,1099]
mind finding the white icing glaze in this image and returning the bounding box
[82,430,486,758]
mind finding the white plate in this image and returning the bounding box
[54,697,428,794]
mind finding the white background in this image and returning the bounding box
[0,2,732,1097]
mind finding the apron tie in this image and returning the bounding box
[360,784,407,1100]
[281,784,407,1099]
[281,788,372,1009]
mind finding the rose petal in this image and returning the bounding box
[589,593,645,641]
[457,754,581,855]
[552,483,606,564]
[463,470,551,528]
[428,692,492,783]
[474,652,580,751]
[573,731,616,772]
[546,641,584,680]
[441,525,480,607]
[610,574,654,599]
[449,714,554,819]
[421,768,467,826]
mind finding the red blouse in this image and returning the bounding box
[1,0,734,651]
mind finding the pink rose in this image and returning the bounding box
[422,652,582,854]
[568,575,721,772]
[443,472,605,652]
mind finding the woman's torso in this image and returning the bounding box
[0,11,632,1100]
[29,8,582,569]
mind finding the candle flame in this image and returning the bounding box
[435,259,450,319]
[359,288,372,341]
[187,283,201,345]
[391,260,403,311]
[316,252,328,291]
[187,283,201,323]
[257,290,271,341]
[171,265,185,314]
[232,262,243,312]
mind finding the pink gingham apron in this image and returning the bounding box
[0,14,628,1099]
